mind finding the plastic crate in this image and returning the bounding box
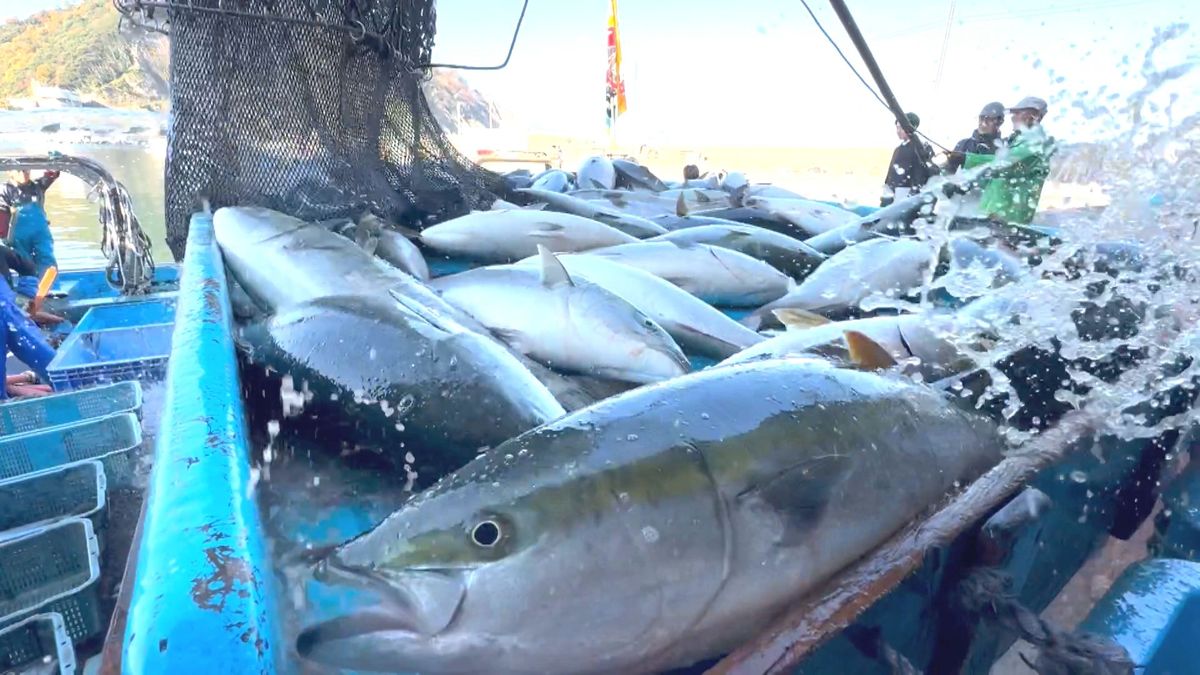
[0,462,106,541]
[46,324,173,392]
[71,298,177,334]
[0,518,102,643]
[0,382,143,437]
[0,612,76,675]
[0,413,141,488]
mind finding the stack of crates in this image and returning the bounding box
[0,381,146,672]
[46,298,175,391]
[0,612,76,674]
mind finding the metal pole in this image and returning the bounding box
[826,0,933,167]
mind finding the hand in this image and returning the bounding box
[942,182,965,198]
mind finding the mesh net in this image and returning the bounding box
[125,0,507,261]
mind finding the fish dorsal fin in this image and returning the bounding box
[676,191,689,217]
[666,239,700,250]
[537,245,574,288]
[772,308,831,330]
[522,202,548,211]
[844,330,898,370]
[694,190,712,203]
[737,454,853,546]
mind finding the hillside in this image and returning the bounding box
[0,0,168,109]
[0,0,499,132]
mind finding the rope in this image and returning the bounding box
[796,0,953,155]
[956,568,1136,675]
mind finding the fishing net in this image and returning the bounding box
[117,0,507,261]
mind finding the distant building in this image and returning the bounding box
[7,80,84,109]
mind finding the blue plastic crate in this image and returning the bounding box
[46,324,173,392]
[0,518,102,644]
[0,612,75,675]
[71,298,176,334]
[0,382,143,437]
[0,461,106,540]
[0,413,141,487]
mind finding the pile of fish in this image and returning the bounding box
[215,154,1151,674]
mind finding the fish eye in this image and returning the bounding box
[642,319,656,329]
[471,520,503,547]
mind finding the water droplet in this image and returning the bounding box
[641,526,660,543]
[1070,470,1088,483]
[405,451,415,464]
[626,433,639,441]
[700,412,710,420]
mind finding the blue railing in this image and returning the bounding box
[121,213,281,673]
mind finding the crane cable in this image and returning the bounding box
[797,0,953,155]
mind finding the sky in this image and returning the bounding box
[5,0,1197,149]
[430,0,1199,148]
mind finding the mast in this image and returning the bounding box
[826,0,933,167]
[606,0,627,153]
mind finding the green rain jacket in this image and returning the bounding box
[976,125,1056,225]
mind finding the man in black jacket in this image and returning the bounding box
[944,102,1005,173]
[881,112,935,206]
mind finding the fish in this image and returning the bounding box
[214,207,566,472]
[741,195,859,236]
[418,209,636,262]
[238,292,566,482]
[577,155,616,190]
[804,192,935,255]
[648,224,826,280]
[297,358,1005,675]
[931,238,1027,300]
[581,240,794,307]
[530,169,574,193]
[675,205,810,238]
[376,229,431,281]
[612,159,669,192]
[722,311,977,382]
[744,237,937,329]
[430,246,690,384]
[516,188,668,238]
[511,252,764,360]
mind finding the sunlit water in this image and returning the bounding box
[0,109,172,268]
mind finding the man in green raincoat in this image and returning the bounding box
[976,96,1056,226]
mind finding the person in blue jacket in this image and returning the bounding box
[0,241,55,399]
[2,170,60,298]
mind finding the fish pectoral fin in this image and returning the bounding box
[527,222,567,241]
[772,308,831,330]
[537,245,575,288]
[844,330,899,371]
[676,191,689,217]
[738,454,852,545]
[521,203,549,211]
[490,326,530,352]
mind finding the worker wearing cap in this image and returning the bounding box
[881,112,935,207]
[945,102,1006,174]
[976,96,1056,226]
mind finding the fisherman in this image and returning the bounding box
[945,102,1006,174]
[1,170,61,297]
[976,96,1056,227]
[881,112,936,207]
[0,242,55,399]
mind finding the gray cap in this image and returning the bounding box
[1008,96,1048,114]
[979,101,1006,118]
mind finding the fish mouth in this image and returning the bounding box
[299,556,468,659]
